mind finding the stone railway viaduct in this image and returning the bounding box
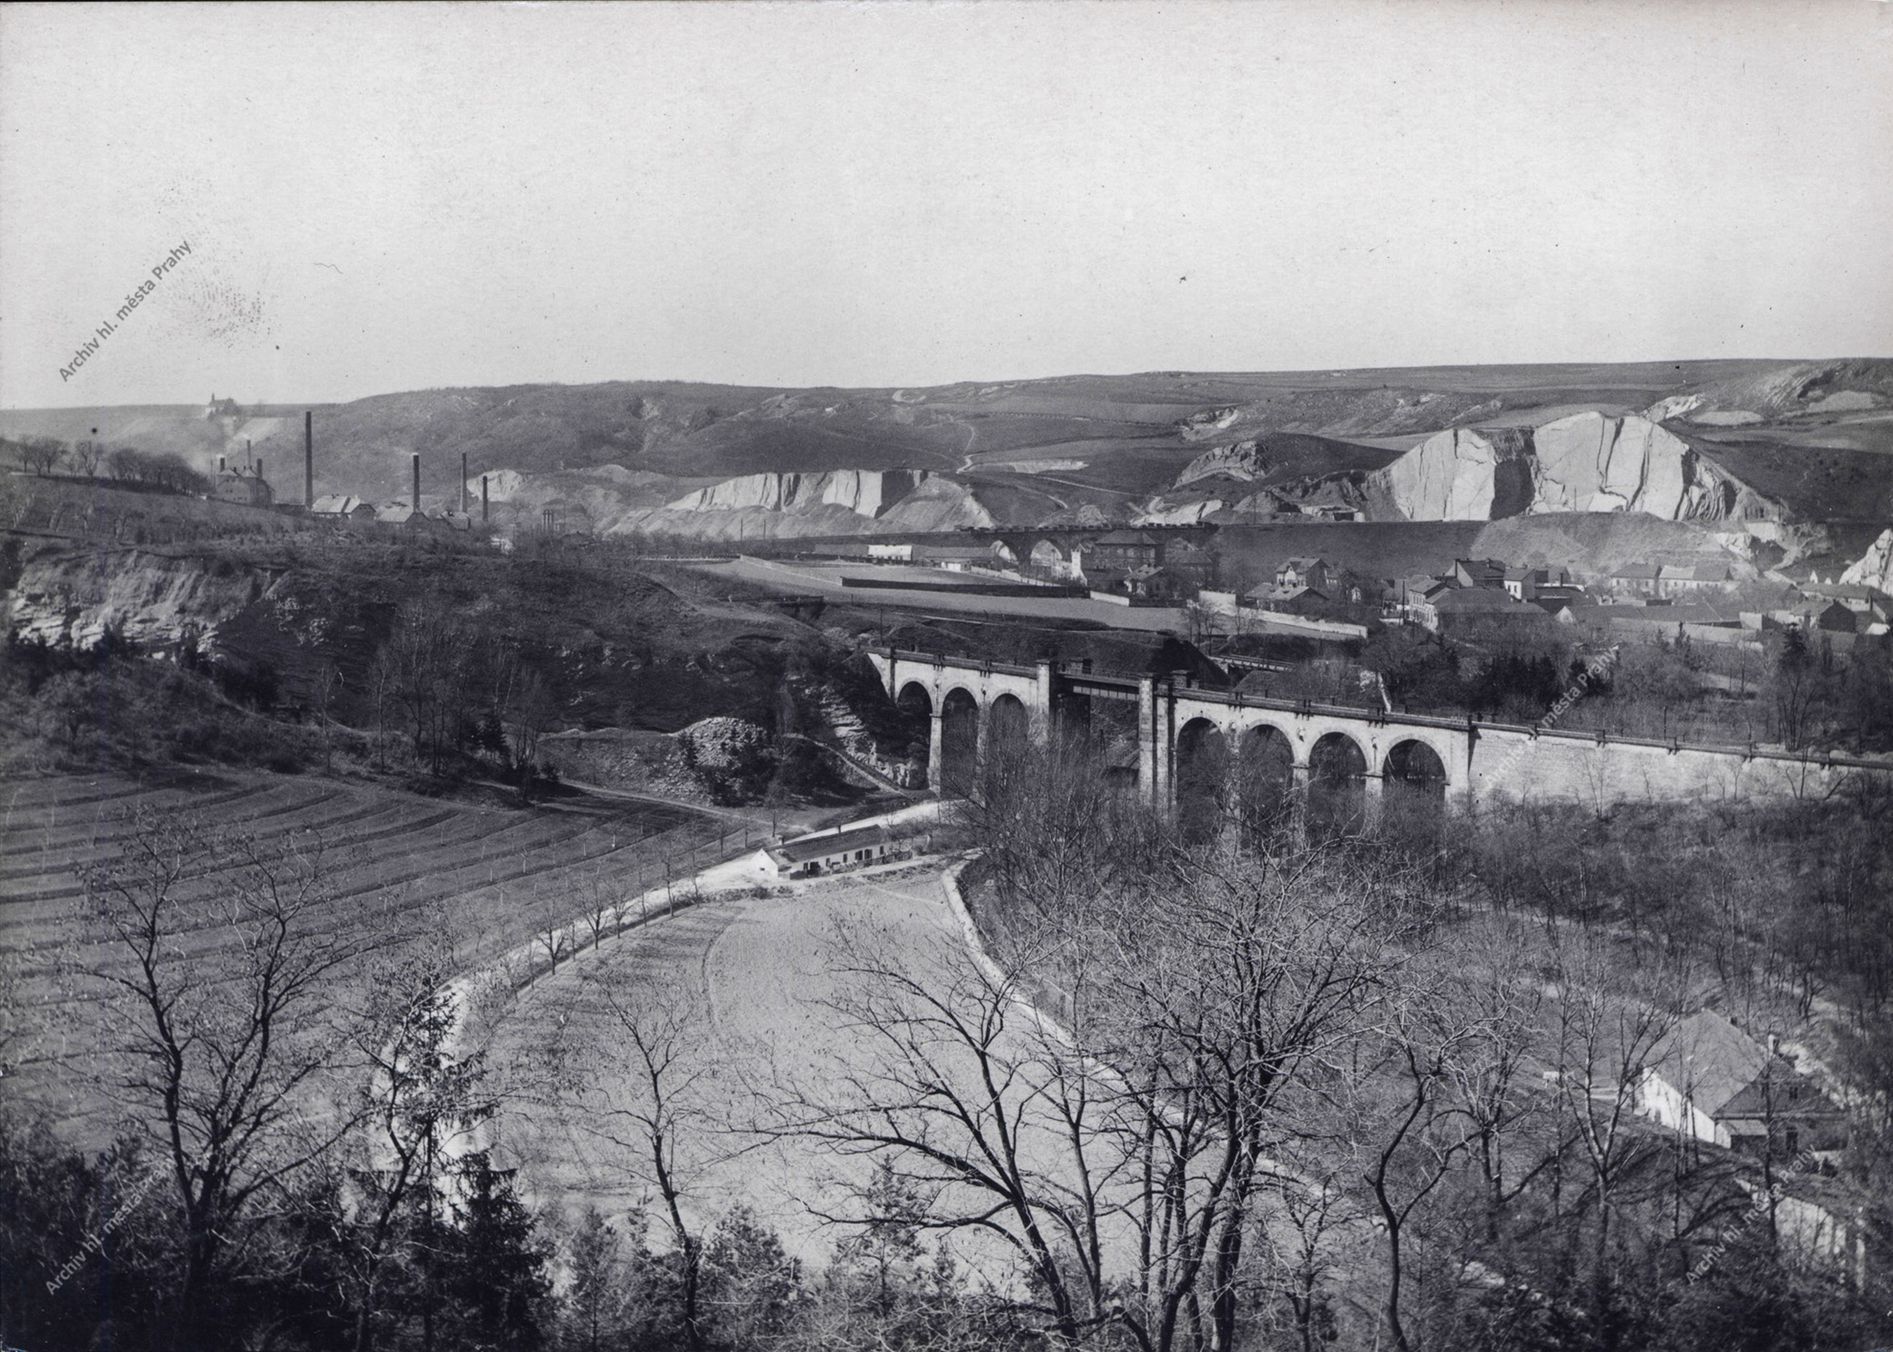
[868,648,1890,823]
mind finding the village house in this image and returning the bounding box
[1636,1009,1847,1158]
[754,824,899,881]
[1119,565,1197,604]
[1076,528,1162,577]
[1657,562,1739,598]
[868,542,914,562]
[1275,556,1334,593]
[1426,586,1551,634]
[1245,582,1332,618]
[1161,537,1217,585]
[1452,558,1509,590]
[1501,565,1541,600]
[1610,563,1663,598]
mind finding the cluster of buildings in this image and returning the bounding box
[834,529,1893,655]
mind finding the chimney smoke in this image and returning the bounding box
[218,455,226,474]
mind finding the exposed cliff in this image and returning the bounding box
[5,546,273,650]
[667,468,930,518]
[1840,528,1893,593]
[1369,413,1766,522]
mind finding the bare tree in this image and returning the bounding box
[553,972,748,1351]
[74,809,411,1349]
[1547,939,1687,1343]
[772,835,1421,1352]
[18,435,66,476]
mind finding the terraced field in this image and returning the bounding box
[0,769,731,1131]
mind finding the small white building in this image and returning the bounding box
[868,543,914,562]
[1636,1009,1846,1156]
[754,824,899,881]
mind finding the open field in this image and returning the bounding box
[483,858,1115,1279]
[0,769,733,1133]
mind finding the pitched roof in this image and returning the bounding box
[1648,1010,1770,1116]
[768,824,891,865]
[311,494,370,514]
[1092,528,1159,546]
[1718,1066,1842,1121]
[1281,556,1326,571]
[1613,563,1661,580]
[1432,588,1537,613]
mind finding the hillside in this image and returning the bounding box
[7,357,1888,539]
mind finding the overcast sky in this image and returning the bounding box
[2,1,1888,408]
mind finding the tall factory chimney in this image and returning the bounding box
[461,452,468,515]
[256,455,265,485]
[304,411,314,506]
[481,475,489,523]
[411,453,421,512]
[218,455,227,474]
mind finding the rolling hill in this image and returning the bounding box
[6,358,1888,537]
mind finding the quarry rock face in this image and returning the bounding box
[1840,528,1893,593]
[1375,427,1534,521]
[668,468,928,518]
[6,548,271,651]
[1373,414,1757,522]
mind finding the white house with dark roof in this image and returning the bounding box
[754,824,899,881]
[1636,1009,1846,1156]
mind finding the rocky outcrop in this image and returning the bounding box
[1176,440,1269,487]
[1840,528,1893,593]
[1371,413,1765,522]
[5,546,271,650]
[668,469,929,518]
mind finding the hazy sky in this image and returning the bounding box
[2,1,1889,408]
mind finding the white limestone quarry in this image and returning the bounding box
[1840,528,1893,593]
[1374,426,1531,521]
[1374,414,1757,522]
[667,468,929,518]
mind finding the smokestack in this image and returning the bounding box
[481,474,489,524]
[461,453,468,515]
[218,455,227,474]
[304,411,314,506]
[411,453,421,512]
[256,455,264,485]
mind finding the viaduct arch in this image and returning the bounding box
[866,648,1888,813]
